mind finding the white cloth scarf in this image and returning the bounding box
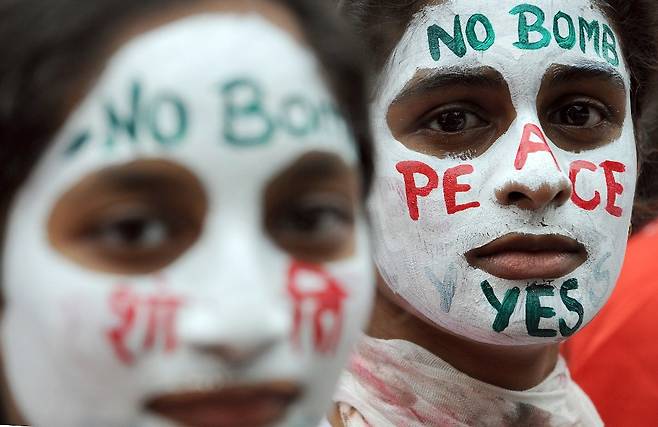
[334,336,602,427]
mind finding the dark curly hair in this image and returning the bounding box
[339,0,658,229]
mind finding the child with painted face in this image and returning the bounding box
[0,0,375,426]
[329,1,658,426]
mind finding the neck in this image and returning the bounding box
[367,285,560,391]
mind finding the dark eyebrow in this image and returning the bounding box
[95,162,195,193]
[265,152,353,200]
[392,66,507,105]
[101,171,170,192]
[544,63,626,91]
[284,151,350,182]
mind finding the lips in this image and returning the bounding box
[145,381,302,427]
[465,233,588,280]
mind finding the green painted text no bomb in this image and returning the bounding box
[427,3,620,67]
[65,79,344,157]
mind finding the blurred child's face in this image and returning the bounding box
[370,0,635,345]
[2,10,373,427]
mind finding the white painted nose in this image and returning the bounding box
[495,123,572,211]
[178,295,290,365]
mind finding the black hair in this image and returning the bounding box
[0,0,373,221]
[339,0,658,229]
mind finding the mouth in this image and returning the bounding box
[145,381,302,427]
[465,233,588,281]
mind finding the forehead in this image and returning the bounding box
[33,13,356,197]
[381,0,629,104]
[107,12,312,101]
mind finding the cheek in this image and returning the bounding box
[9,270,191,371]
[286,260,359,355]
[568,159,632,218]
[105,277,185,366]
[567,139,637,288]
[285,224,373,357]
[1,272,130,404]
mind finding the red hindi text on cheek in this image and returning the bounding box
[287,260,348,354]
[107,281,184,365]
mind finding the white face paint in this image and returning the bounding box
[2,14,373,427]
[370,0,636,345]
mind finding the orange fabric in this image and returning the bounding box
[563,220,658,426]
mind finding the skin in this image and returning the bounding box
[329,284,559,427]
[332,0,632,424]
[369,281,560,390]
[1,1,369,426]
[374,30,626,390]
[370,0,634,344]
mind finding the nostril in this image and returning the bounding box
[554,189,570,206]
[507,191,526,204]
[496,173,572,210]
[201,340,276,365]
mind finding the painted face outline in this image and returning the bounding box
[369,0,636,346]
[1,11,373,427]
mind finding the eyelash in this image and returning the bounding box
[413,97,615,131]
[551,98,615,122]
[416,103,489,131]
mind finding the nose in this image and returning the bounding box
[178,296,290,366]
[495,124,572,211]
[495,180,571,210]
[175,217,293,365]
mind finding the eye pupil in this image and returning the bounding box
[103,217,166,248]
[562,104,590,126]
[118,219,148,243]
[438,111,467,133]
[291,208,322,231]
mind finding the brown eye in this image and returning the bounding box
[426,109,487,133]
[84,208,172,251]
[269,192,356,261]
[48,160,207,274]
[264,152,359,263]
[276,193,354,241]
[553,103,605,128]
